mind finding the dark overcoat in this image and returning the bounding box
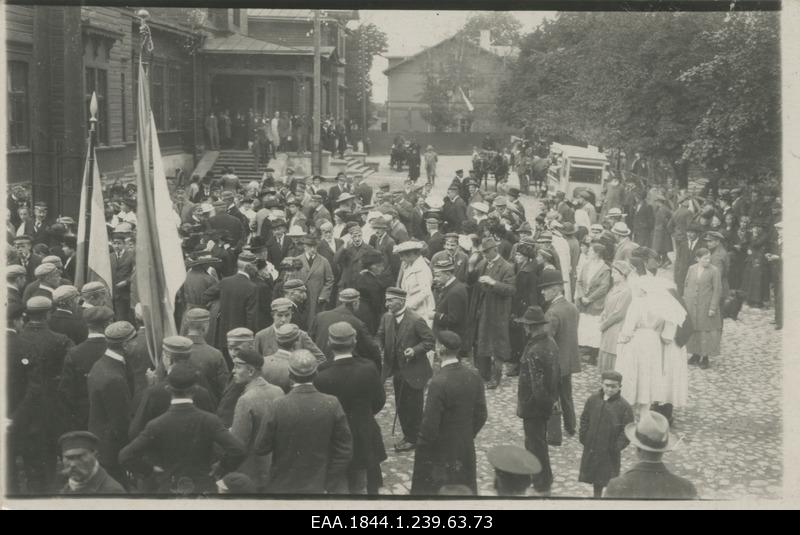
[410,362,487,495]
[377,309,435,390]
[516,332,561,419]
[432,279,469,347]
[128,378,216,440]
[87,354,132,472]
[465,255,515,358]
[202,272,260,339]
[58,336,107,430]
[578,390,634,486]
[310,305,382,372]
[605,462,698,499]
[49,308,88,345]
[544,297,581,377]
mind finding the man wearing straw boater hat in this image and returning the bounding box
[605,410,697,499]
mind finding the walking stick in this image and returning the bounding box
[392,378,403,437]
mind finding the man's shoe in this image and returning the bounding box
[394,440,416,453]
[486,380,499,390]
[699,357,710,370]
[506,363,520,377]
[688,354,700,365]
[565,428,576,438]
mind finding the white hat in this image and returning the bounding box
[471,202,489,214]
[611,222,631,236]
[394,241,425,254]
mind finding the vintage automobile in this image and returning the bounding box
[546,143,610,200]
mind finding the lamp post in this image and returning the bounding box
[312,10,322,175]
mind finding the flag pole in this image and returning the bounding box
[85,92,98,275]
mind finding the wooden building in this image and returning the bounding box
[5,6,357,218]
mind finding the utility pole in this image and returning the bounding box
[360,28,368,152]
[85,92,98,273]
[312,9,322,175]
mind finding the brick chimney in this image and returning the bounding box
[479,30,491,49]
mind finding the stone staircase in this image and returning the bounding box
[210,150,263,183]
[341,152,376,179]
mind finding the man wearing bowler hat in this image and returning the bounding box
[515,305,560,496]
[378,287,435,452]
[59,431,125,494]
[87,320,137,486]
[605,410,697,499]
[612,222,638,263]
[466,237,515,389]
[120,363,246,495]
[295,232,334,320]
[411,331,487,495]
[254,350,353,494]
[315,322,387,494]
[539,270,580,438]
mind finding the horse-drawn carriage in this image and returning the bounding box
[472,150,509,191]
[390,139,411,171]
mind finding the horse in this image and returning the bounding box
[390,141,409,171]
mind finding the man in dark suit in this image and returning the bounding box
[411,331,487,495]
[6,303,44,495]
[87,321,138,486]
[310,288,382,371]
[605,411,698,499]
[540,270,580,437]
[266,218,293,268]
[13,235,42,284]
[58,431,126,495]
[631,191,655,248]
[368,216,398,276]
[449,169,469,202]
[425,218,445,259]
[18,201,52,244]
[431,257,469,353]
[327,173,352,213]
[335,225,379,289]
[315,322,386,495]
[120,363,246,495]
[442,184,468,234]
[49,285,88,345]
[209,200,245,249]
[377,287,435,452]
[61,235,77,283]
[58,306,114,432]
[352,173,373,205]
[202,252,260,341]
[318,220,344,288]
[254,350,354,494]
[353,251,393,335]
[221,190,250,239]
[109,233,134,323]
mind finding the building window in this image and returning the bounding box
[149,64,181,132]
[459,117,472,133]
[7,61,29,149]
[232,8,241,27]
[85,67,109,145]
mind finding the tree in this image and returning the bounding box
[418,37,480,132]
[345,23,388,133]
[460,12,523,46]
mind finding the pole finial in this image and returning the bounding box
[90,91,98,119]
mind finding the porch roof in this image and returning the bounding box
[202,33,335,57]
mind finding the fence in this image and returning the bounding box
[363,131,518,156]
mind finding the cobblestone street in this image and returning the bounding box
[363,155,783,500]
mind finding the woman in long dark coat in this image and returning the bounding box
[741,223,771,307]
[509,240,541,375]
[578,375,634,498]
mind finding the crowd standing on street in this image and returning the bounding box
[4,147,781,498]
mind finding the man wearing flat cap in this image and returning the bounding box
[58,306,114,431]
[314,322,387,494]
[310,288,382,371]
[411,331,487,495]
[13,234,43,284]
[578,370,634,498]
[109,232,135,323]
[49,285,88,345]
[30,261,60,301]
[181,255,221,312]
[230,348,284,491]
[182,307,229,402]
[369,216,399,277]
[87,320,137,486]
[19,296,75,490]
[121,363,246,495]
[605,410,697,499]
[515,305,561,496]
[377,287,435,452]
[59,431,125,494]
[334,224,379,289]
[254,297,325,362]
[466,237,516,389]
[202,252,260,346]
[295,233,335,321]
[255,350,354,494]
[282,278,309,330]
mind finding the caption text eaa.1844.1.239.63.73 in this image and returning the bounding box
[310,515,495,529]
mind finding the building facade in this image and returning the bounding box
[5,6,357,218]
[383,31,516,134]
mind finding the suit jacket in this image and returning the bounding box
[87,354,132,470]
[426,231,445,260]
[128,378,217,440]
[442,196,467,233]
[58,335,106,430]
[466,255,516,358]
[120,402,246,494]
[411,362,487,495]
[266,235,294,268]
[353,270,391,335]
[110,250,135,297]
[315,357,387,470]
[6,329,42,434]
[18,253,43,284]
[60,465,126,495]
[668,207,692,241]
[576,262,612,315]
[335,241,379,289]
[354,183,373,206]
[517,332,561,418]
[377,309,435,389]
[318,238,344,280]
[202,272,260,336]
[49,308,88,346]
[254,325,325,362]
[18,218,51,243]
[182,269,218,308]
[545,296,581,376]
[254,383,353,494]
[433,279,469,347]
[310,305,382,371]
[605,461,698,500]
[187,334,229,402]
[295,253,334,320]
[63,254,77,283]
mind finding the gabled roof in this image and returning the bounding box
[203,33,335,57]
[247,9,358,22]
[383,34,518,76]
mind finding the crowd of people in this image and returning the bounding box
[4,158,781,498]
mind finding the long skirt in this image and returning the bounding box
[686,329,721,357]
[656,342,689,407]
[616,328,662,407]
[578,312,602,348]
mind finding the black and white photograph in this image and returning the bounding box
[1,1,796,509]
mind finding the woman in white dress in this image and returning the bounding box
[576,243,612,363]
[615,273,687,418]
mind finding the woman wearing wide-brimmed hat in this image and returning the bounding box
[597,261,633,373]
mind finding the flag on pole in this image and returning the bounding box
[74,135,113,298]
[459,87,475,112]
[133,55,185,366]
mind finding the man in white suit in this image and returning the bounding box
[395,241,435,326]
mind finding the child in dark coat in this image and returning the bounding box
[578,370,634,498]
